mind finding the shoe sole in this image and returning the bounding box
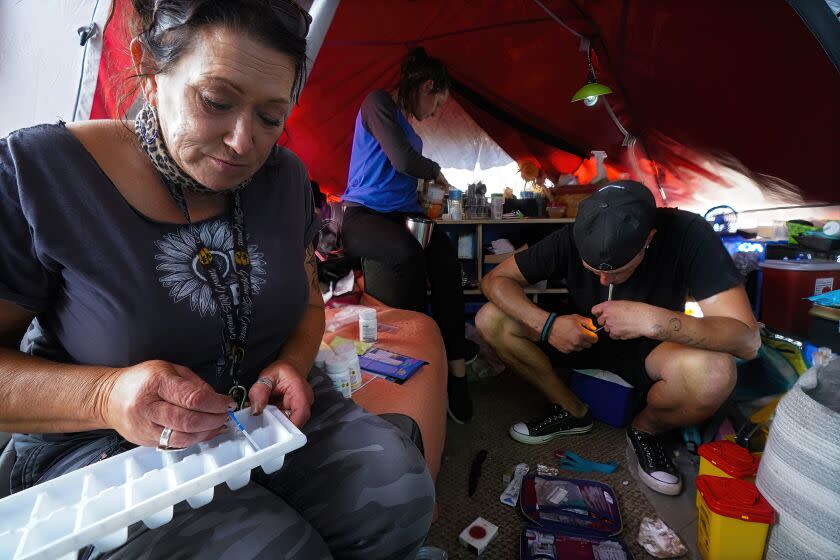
[508,424,592,445]
[625,435,682,496]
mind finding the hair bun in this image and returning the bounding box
[397,46,449,115]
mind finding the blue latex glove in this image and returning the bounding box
[558,451,618,474]
[682,425,701,454]
[807,288,840,307]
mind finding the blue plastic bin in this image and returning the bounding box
[569,369,641,427]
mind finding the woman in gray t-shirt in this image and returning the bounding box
[0,2,433,558]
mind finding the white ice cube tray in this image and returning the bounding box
[0,406,306,560]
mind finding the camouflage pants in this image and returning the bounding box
[16,370,435,559]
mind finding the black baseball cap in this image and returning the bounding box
[573,180,656,271]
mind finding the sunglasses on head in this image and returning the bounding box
[270,0,312,38]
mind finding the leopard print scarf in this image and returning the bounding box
[134,102,251,195]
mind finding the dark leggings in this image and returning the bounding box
[341,204,466,361]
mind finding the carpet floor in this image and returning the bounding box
[424,370,658,559]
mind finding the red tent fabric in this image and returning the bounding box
[92,0,840,206]
[285,0,838,205]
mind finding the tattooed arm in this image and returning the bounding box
[274,244,326,376]
[593,285,760,360]
[250,245,325,426]
[652,285,759,359]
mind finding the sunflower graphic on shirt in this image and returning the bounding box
[154,220,267,317]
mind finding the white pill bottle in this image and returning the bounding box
[324,355,352,398]
[358,307,378,343]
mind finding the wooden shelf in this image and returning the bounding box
[432,219,571,305]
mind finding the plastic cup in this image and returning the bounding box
[490,194,504,219]
[423,185,445,219]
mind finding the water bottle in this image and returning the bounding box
[490,193,504,219]
[447,188,463,221]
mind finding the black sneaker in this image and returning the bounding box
[447,375,473,424]
[626,427,682,496]
[509,404,593,444]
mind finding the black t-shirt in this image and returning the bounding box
[515,208,743,316]
[0,124,319,392]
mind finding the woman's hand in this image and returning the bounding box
[100,360,235,448]
[247,360,314,428]
[435,171,452,189]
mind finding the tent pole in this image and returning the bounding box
[303,0,341,88]
[786,0,840,74]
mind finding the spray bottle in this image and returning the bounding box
[591,150,608,185]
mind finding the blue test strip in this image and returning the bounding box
[227,411,261,451]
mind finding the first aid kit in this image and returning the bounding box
[519,474,631,559]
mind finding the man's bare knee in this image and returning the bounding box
[476,302,506,342]
[680,351,736,409]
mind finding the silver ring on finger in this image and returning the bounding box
[157,427,181,452]
[255,377,275,392]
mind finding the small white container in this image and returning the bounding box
[358,308,378,343]
[314,349,333,371]
[334,344,363,391]
[324,355,352,398]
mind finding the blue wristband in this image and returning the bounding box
[540,312,558,343]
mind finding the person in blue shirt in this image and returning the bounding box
[341,48,474,423]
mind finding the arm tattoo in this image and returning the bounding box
[304,245,323,307]
[652,317,708,349]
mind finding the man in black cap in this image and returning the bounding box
[476,180,760,495]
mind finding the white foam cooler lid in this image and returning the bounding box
[572,368,633,388]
